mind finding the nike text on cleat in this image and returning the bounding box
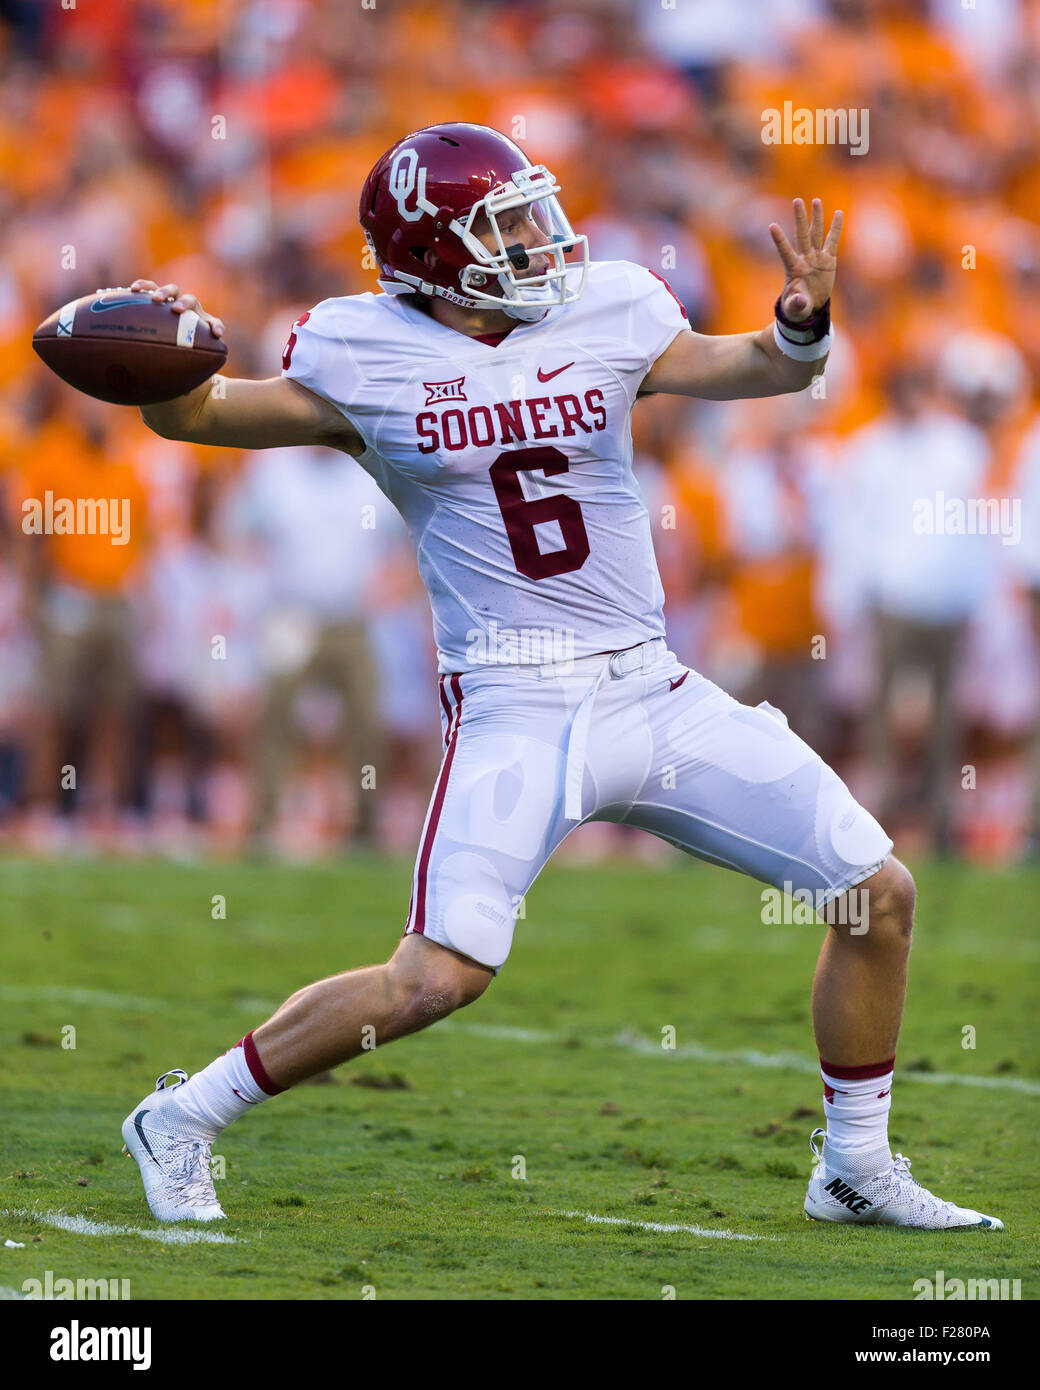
[803,1129,1003,1230]
[121,1069,226,1223]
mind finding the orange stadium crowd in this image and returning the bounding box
[1,0,1039,862]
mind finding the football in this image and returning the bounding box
[32,288,227,405]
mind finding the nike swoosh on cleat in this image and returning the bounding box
[669,672,689,692]
[133,1110,161,1167]
[536,362,574,382]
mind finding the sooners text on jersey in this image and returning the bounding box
[281,260,688,672]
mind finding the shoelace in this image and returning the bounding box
[155,1069,189,1092]
[809,1128,825,1165]
[889,1151,952,1217]
[170,1138,218,1207]
[892,1152,917,1183]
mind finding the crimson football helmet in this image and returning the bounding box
[359,122,589,322]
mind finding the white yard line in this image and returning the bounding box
[5,984,1036,1096]
[0,984,269,1016]
[444,1021,1040,1096]
[0,984,176,1013]
[557,1210,772,1241]
[4,1210,237,1246]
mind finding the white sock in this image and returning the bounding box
[821,1058,894,1157]
[170,1032,284,1139]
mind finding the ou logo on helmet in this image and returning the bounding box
[388,148,439,223]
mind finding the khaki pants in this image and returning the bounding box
[252,617,381,840]
[38,586,136,719]
[32,585,138,811]
[870,611,965,846]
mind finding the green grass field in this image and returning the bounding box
[1,852,1036,1300]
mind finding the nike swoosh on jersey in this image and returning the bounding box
[536,362,574,382]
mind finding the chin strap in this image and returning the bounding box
[501,301,551,323]
[376,277,414,296]
[378,271,551,322]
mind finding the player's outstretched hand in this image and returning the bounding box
[129,279,225,340]
[768,199,842,322]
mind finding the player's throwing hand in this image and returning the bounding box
[129,278,225,339]
[768,198,843,322]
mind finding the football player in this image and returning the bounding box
[121,123,1001,1231]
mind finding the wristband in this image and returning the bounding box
[774,294,831,344]
[772,319,833,361]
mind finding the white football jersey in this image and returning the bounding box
[281,260,688,672]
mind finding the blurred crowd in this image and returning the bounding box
[1,0,1040,861]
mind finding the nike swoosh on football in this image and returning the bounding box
[537,362,574,382]
[90,296,151,312]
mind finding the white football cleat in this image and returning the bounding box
[121,1070,225,1223]
[804,1129,1003,1230]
